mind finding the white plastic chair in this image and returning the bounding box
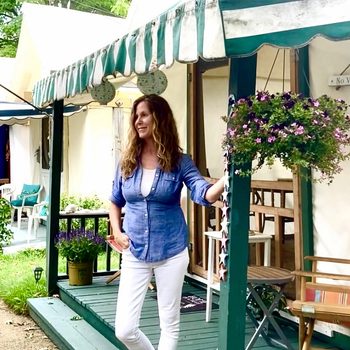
[10,184,43,229]
[27,200,48,244]
[0,183,15,202]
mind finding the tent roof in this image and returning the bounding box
[33,0,350,107]
[0,101,80,126]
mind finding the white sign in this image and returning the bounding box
[328,75,350,87]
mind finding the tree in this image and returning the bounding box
[0,0,131,57]
[0,0,22,57]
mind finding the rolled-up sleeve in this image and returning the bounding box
[110,165,126,207]
[181,155,212,207]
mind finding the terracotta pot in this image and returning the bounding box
[67,261,93,286]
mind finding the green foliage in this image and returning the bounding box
[0,248,120,314]
[0,0,21,57]
[55,229,105,263]
[0,198,14,253]
[59,193,109,235]
[0,249,48,315]
[222,91,350,183]
[111,0,131,17]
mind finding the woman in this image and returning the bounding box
[109,94,224,350]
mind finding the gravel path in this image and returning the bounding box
[0,299,57,350]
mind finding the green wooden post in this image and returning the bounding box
[46,99,64,295]
[218,55,257,350]
[295,47,314,267]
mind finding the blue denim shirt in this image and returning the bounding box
[110,154,212,262]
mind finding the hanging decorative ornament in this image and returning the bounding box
[90,80,116,105]
[219,167,231,281]
[137,70,168,95]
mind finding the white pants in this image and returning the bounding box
[115,248,189,350]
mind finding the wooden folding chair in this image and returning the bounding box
[291,256,350,350]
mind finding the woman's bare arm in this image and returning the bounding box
[205,176,225,203]
[109,202,130,249]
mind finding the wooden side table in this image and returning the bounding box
[204,230,272,322]
[246,266,294,350]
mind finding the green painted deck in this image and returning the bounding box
[53,276,341,350]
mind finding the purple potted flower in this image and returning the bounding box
[55,229,105,285]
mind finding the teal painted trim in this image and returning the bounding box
[296,47,314,269]
[225,22,350,57]
[297,46,310,96]
[80,58,90,94]
[104,43,117,76]
[218,55,257,350]
[157,13,167,66]
[144,22,153,71]
[47,100,64,295]
[300,167,314,269]
[327,330,350,349]
[219,0,294,11]
[114,38,127,74]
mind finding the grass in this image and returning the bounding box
[0,248,120,315]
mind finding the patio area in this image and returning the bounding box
[2,219,47,254]
[28,274,342,350]
[2,215,343,349]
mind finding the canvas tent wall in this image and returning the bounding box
[2,3,130,199]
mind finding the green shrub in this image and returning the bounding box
[0,198,14,253]
[59,193,109,235]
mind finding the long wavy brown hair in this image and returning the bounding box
[121,94,182,178]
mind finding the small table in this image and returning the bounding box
[246,266,294,350]
[204,230,272,322]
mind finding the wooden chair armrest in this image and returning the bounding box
[304,256,350,264]
[292,270,350,281]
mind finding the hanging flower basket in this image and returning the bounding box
[222,91,350,183]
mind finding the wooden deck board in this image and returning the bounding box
[55,276,342,350]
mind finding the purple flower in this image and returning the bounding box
[257,91,270,102]
[294,126,305,135]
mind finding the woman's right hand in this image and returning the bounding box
[114,232,130,250]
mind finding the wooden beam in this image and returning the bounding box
[46,99,63,295]
[218,54,256,350]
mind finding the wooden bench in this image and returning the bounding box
[291,256,350,350]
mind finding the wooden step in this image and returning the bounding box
[28,296,119,350]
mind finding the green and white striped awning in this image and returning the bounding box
[33,0,350,107]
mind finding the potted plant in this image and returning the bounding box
[222,91,350,183]
[55,229,105,285]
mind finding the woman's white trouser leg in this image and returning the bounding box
[154,248,189,350]
[115,250,154,350]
